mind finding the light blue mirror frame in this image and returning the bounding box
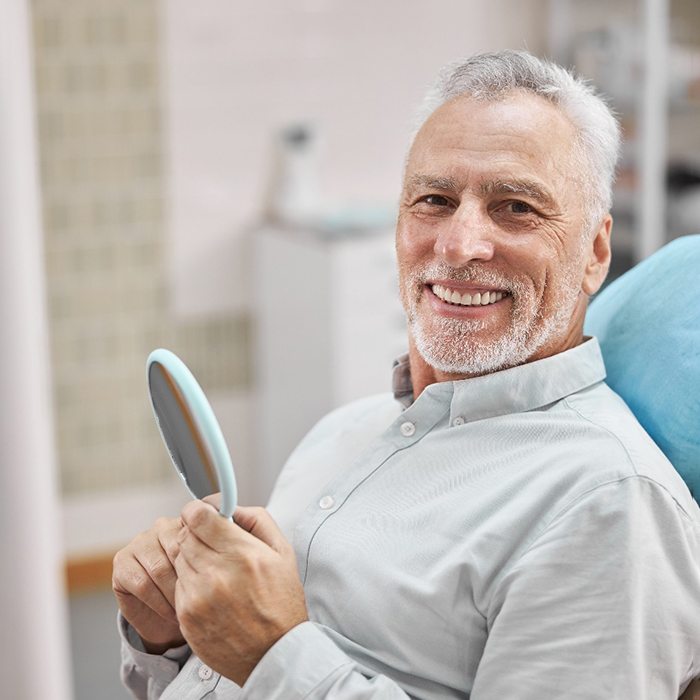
[147,348,237,518]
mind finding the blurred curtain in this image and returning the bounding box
[0,1,73,698]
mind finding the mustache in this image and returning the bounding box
[411,263,516,292]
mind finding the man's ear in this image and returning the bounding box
[581,215,613,296]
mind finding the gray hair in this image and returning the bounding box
[414,50,622,233]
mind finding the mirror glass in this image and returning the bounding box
[146,349,237,518]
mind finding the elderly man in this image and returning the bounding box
[113,51,700,699]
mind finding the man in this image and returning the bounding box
[113,51,700,699]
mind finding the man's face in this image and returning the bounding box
[396,91,609,376]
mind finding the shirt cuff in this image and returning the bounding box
[118,612,191,671]
[240,621,354,699]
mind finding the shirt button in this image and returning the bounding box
[400,421,416,437]
[198,664,213,681]
[452,416,465,426]
[319,495,335,510]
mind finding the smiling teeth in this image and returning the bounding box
[432,285,505,306]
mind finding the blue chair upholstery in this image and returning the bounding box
[585,234,700,502]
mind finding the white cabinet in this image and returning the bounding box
[253,226,406,497]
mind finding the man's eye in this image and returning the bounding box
[418,194,451,207]
[505,200,534,214]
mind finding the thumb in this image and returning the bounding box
[233,506,289,554]
[201,492,222,510]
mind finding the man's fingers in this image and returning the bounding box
[202,492,222,510]
[232,506,289,553]
[157,517,183,565]
[115,584,176,630]
[180,500,236,552]
[133,545,179,609]
[113,553,178,623]
[173,538,199,581]
[180,501,290,556]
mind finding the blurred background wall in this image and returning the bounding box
[3,0,698,697]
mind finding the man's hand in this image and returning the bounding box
[174,501,308,686]
[112,516,186,654]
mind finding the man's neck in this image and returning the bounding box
[407,341,470,400]
[407,327,586,400]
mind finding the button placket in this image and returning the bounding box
[318,495,335,510]
[198,664,213,681]
[400,421,416,437]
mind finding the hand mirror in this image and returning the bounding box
[146,348,237,518]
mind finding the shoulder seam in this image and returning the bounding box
[562,397,696,522]
[543,473,698,534]
[487,473,699,627]
[561,396,640,475]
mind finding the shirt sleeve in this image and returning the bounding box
[239,622,413,699]
[118,613,192,700]
[470,476,700,699]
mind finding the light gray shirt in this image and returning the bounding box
[120,338,700,699]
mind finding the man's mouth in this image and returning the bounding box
[430,284,507,307]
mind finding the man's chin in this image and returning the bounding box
[410,318,534,377]
[418,350,514,377]
[414,335,515,376]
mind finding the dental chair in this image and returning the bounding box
[585,234,700,699]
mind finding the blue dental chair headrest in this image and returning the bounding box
[585,234,700,501]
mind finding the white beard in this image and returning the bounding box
[401,262,582,375]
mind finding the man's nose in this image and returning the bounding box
[433,208,495,267]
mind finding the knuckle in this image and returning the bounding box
[148,556,173,582]
[163,539,180,561]
[251,506,269,524]
[185,503,211,530]
[240,549,264,577]
[177,605,194,629]
[132,530,153,550]
[111,551,133,588]
[112,549,124,570]
[126,571,151,599]
[154,516,173,531]
[281,540,296,559]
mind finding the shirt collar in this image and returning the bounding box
[392,354,414,409]
[392,337,607,421]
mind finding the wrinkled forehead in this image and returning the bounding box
[413,89,577,141]
[404,92,585,206]
[408,92,579,169]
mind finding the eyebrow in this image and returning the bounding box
[480,179,556,208]
[406,174,460,192]
[405,174,557,209]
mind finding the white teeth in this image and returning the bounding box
[432,285,505,307]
